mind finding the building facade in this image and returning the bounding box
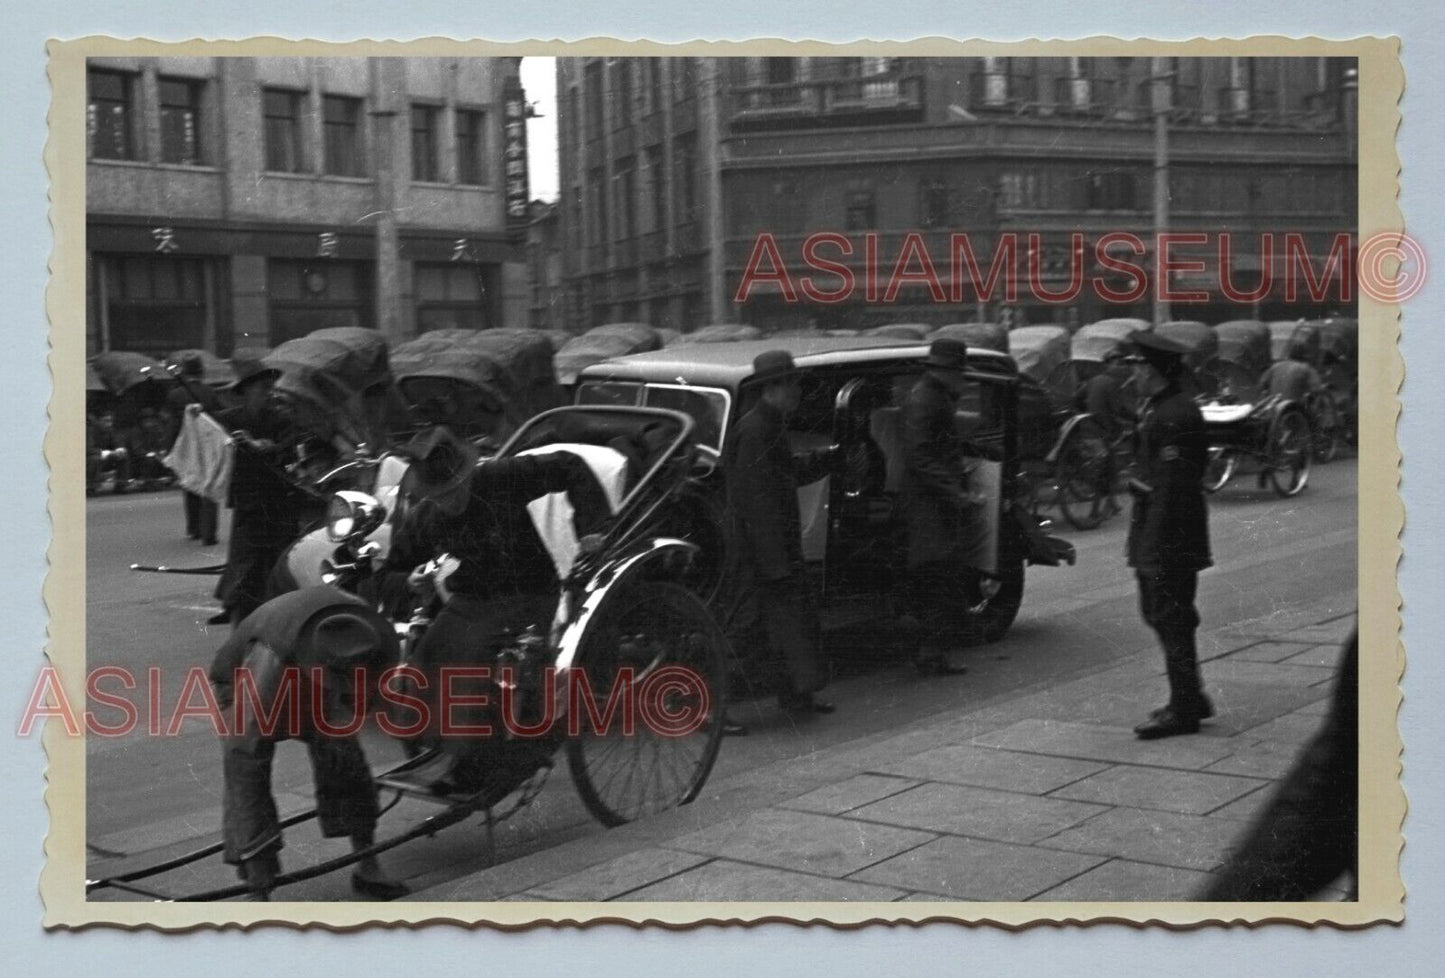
[555,55,1358,333]
[86,56,533,359]
[524,199,566,330]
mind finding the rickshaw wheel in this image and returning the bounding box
[1202,449,1236,494]
[1266,407,1312,498]
[566,581,728,828]
[1056,426,1110,530]
[1308,396,1342,464]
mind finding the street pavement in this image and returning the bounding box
[82,458,1358,902]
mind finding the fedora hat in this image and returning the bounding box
[924,337,970,371]
[297,607,398,671]
[397,425,480,503]
[752,349,798,385]
[227,349,281,392]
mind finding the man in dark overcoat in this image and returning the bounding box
[900,337,985,676]
[214,353,307,627]
[1126,331,1215,739]
[725,350,836,717]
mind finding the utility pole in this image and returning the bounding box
[1151,57,1171,327]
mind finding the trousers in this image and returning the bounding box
[183,490,219,542]
[220,731,379,867]
[904,549,982,653]
[734,570,823,699]
[1136,569,1208,715]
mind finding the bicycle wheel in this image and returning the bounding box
[566,580,728,828]
[1266,407,1312,497]
[1311,398,1341,464]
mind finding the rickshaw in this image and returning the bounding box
[1008,325,1072,404]
[391,329,564,446]
[933,322,1008,353]
[1209,320,1273,402]
[1316,317,1358,445]
[1268,320,1320,364]
[266,327,398,459]
[554,324,664,386]
[88,351,177,492]
[92,405,728,900]
[1155,320,1221,396]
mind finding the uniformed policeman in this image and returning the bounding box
[1125,331,1215,739]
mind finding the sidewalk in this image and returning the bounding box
[405,596,1356,904]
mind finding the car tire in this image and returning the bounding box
[972,559,1025,644]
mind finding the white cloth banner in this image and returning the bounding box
[163,407,235,505]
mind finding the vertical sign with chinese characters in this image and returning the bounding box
[503,75,531,243]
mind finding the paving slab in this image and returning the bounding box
[1192,681,1333,737]
[1202,659,1337,688]
[1047,765,1266,816]
[1204,742,1306,780]
[972,719,1236,770]
[1037,807,1249,872]
[850,835,1107,901]
[1275,622,1357,646]
[847,782,1107,845]
[1032,858,1217,902]
[1208,784,1279,821]
[1226,641,1318,663]
[779,774,921,816]
[1237,711,1328,747]
[669,808,935,878]
[524,847,713,901]
[868,744,1110,795]
[621,859,907,902]
[1281,643,1348,670]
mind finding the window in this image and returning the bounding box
[920,179,950,228]
[322,95,364,177]
[772,178,802,233]
[589,167,608,245]
[844,185,876,231]
[673,134,697,223]
[414,263,490,331]
[98,255,212,358]
[410,104,439,182]
[614,157,636,241]
[87,69,135,160]
[159,78,203,165]
[456,108,487,185]
[645,145,666,232]
[267,260,372,343]
[585,62,604,139]
[1085,170,1138,210]
[611,60,633,130]
[262,89,304,173]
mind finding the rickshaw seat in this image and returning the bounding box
[1201,403,1253,424]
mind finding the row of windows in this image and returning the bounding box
[94,254,497,354]
[579,133,699,247]
[578,58,699,142]
[88,68,491,186]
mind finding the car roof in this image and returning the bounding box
[576,335,1016,388]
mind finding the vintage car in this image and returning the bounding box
[572,336,1075,646]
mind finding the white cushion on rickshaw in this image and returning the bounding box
[519,443,630,579]
[1201,403,1253,424]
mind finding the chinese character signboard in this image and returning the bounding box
[503,75,530,243]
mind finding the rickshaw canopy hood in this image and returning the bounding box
[90,351,168,396]
[679,324,763,343]
[1212,320,1273,375]
[863,323,932,340]
[166,348,235,388]
[1008,325,1071,384]
[556,324,665,384]
[1071,319,1151,363]
[1154,320,1219,368]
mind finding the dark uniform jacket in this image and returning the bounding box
[386,451,612,599]
[900,372,975,569]
[1127,383,1212,572]
[1078,371,1134,438]
[216,402,301,515]
[724,398,832,582]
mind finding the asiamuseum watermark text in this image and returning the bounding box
[15,664,711,740]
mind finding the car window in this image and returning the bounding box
[575,381,644,407]
[643,384,729,450]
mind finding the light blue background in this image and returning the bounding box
[3,3,1439,973]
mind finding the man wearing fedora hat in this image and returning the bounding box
[212,351,306,627]
[725,349,837,718]
[1125,331,1215,740]
[210,586,407,900]
[900,337,986,676]
[381,425,613,782]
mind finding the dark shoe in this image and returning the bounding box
[779,693,836,716]
[206,610,231,625]
[1148,696,1214,722]
[1134,708,1202,740]
[351,872,410,900]
[914,654,968,677]
[721,716,749,737]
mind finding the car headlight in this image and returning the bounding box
[326,490,386,543]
